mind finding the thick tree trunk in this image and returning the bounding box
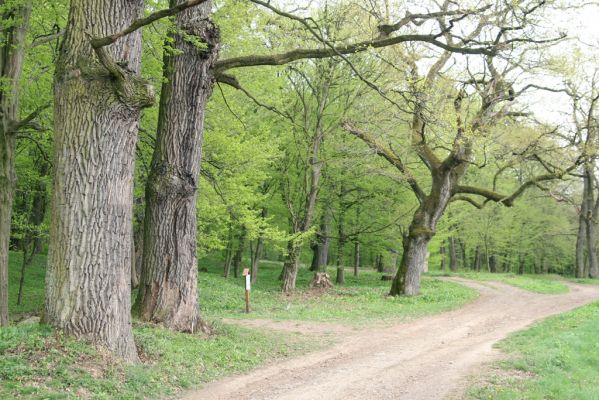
[376,254,384,273]
[136,1,219,332]
[309,243,319,272]
[0,1,32,327]
[47,0,154,361]
[489,255,497,273]
[389,168,456,296]
[390,232,431,296]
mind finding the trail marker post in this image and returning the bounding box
[242,268,251,313]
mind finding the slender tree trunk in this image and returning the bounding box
[17,239,35,306]
[448,237,458,271]
[353,241,360,276]
[518,254,526,275]
[336,205,346,284]
[30,160,49,254]
[223,226,234,278]
[317,205,331,272]
[0,0,32,327]
[136,1,219,332]
[131,204,143,289]
[281,241,300,292]
[440,240,446,271]
[47,0,154,361]
[459,241,467,270]
[576,170,590,278]
[474,246,481,272]
[232,227,247,279]
[584,167,599,278]
[251,236,263,285]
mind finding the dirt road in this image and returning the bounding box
[182,279,599,400]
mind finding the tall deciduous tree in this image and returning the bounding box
[345,1,574,295]
[46,0,156,361]
[0,0,33,327]
[135,0,218,333]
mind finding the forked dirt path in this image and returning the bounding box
[182,279,599,400]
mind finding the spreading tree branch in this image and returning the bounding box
[342,122,426,203]
[90,0,209,49]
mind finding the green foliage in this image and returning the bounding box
[468,302,599,400]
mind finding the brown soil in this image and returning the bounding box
[181,278,599,400]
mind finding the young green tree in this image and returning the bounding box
[0,0,34,327]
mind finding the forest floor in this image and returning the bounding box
[182,278,599,400]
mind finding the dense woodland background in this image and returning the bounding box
[0,0,598,366]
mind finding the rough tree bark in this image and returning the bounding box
[0,0,32,327]
[136,0,219,332]
[47,0,155,361]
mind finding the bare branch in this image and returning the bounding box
[342,122,426,203]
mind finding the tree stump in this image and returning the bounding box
[381,274,395,281]
[309,272,333,289]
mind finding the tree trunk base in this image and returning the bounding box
[309,272,333,289]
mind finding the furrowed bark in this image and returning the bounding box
[47,0,154,361]
[136,0,219,332]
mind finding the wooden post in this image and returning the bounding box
[242,268,251,313]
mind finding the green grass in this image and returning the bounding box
[2,251,479,398]
[426,271,569,294]
[0,321,312,399]
[7,251,46,317]
[200,260,479,325]
[468,301,599,400]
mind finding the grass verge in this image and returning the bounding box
[200,260,479,325]
[0,321,313,399]
[468,301,599,400]
[426,271,569,294]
